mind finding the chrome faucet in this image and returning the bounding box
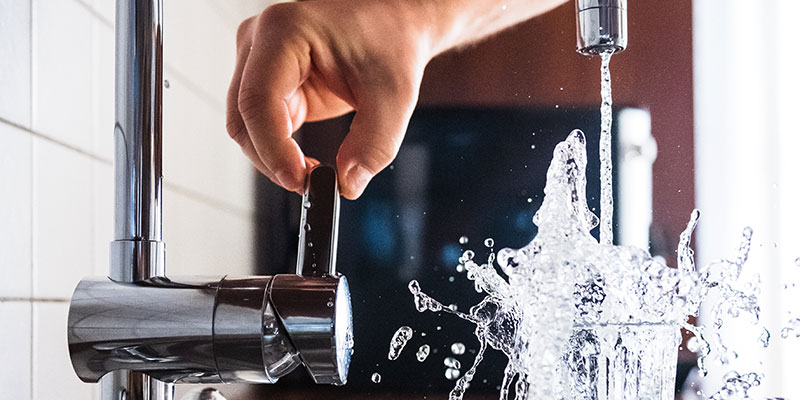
[66,1,353,399]
[575,0,628,55]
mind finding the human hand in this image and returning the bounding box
[226,0,433,199]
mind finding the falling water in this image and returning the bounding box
[599,51,614,246]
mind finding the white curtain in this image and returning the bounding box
[694,0,800,397]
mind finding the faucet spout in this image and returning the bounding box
[575,0,628,55]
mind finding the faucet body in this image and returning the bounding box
[69,274,350,384]
[575,0,628,55]
[67,0,353,397]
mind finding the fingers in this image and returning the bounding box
[227,25,274,180]
[336,84,418,199]
[238,27,310,192]
[227,9,311,193]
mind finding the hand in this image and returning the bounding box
[226,0,432,199]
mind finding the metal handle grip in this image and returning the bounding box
[296,165,340,277]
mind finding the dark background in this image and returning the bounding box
[250,0,695,398]
[255,106,617,397]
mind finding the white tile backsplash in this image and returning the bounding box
[91,20,114,160]
[2,0,265,394]
[0,0,32,127]
[164,187,254,276]
[0,122,33,298]
[163,77,255,213]
[32,0,93,152]
[0,301,32,400]
[32,301,95,399]
[32,137,93,299]
[164,0,239,109]
[91,160,112,276]
[90,0,115,25]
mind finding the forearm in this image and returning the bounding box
[411,0,569,57]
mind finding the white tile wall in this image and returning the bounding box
[164,187,254,276]
[32,302,95,399]
[32,0,94,152]
[91,161,112,276]
[0,123,32,298]
[91,20,114,160]
[163,76,256,214]
[0,0,274,397]
[0,301,32,398]
[0,0,32,127]
[32,136,93,299]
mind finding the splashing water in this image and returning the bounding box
[408,130,768,400]
[388,326,413,360]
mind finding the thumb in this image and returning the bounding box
[336,86,418,199]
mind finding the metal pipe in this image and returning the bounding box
[576,0,628,55]
[111,0,166,281]
[108,0,171,398]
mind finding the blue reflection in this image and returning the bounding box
[362,201,396,261]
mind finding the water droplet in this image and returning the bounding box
[463,250,475,260]
[687,337,701,353]
[163,79,170,88]
[307,242,313,248]
[527,198,533,203]
[795,257,800,266]
[459,236,469,245]
[781,327,792,339]
[327,300,334,308]
[759,328,770,347]
[448,276,455,282]
[416,345,430,362]
[304,223,311,231]
[456,264,465,273]
[560,87,564,91]
[444,357,461,369]
[531,144,536,150]
[388,326,413,360]
[445,368,461,380]
[371,372,382,383]
[484,238,494,248]
[451,342,466,355]
[448,304,458,311]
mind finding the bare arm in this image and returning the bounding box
[226,0,567,199]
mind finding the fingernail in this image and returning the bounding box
[275,169,298,191]
[347,164,373,197]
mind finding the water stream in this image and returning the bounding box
[599,52,614,246]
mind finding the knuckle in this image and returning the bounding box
[359,141,399,174]
[237,87,267,121]
[225,115,248,146]
[235,17,254,47]
[258,3,301,31]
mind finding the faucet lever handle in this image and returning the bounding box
[296,165,340,277]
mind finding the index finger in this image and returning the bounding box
[238,14,311,192]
